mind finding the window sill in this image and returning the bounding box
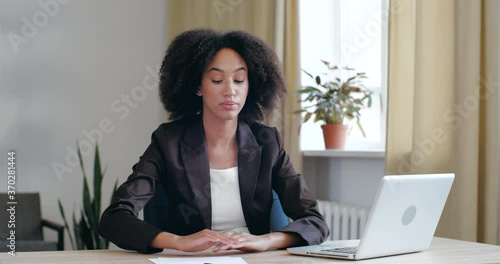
[302,149,385,158]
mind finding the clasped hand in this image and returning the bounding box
[174,229,271,252]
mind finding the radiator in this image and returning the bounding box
[317,200,369,240]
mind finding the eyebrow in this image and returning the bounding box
[208,67,247,73]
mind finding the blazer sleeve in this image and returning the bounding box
[99,128,165,254]
[270,128,330,245]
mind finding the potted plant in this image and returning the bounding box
[58,143,118,250]
[297,60,373,149]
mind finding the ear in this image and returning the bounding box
[196,88,202,96]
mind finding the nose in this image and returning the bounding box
[223,81,236,98]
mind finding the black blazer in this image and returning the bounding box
[99,116,329,253]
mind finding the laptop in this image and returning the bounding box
[287,173,454,260]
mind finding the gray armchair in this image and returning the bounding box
[0,193,64,252]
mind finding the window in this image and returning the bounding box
[299,0,388,150]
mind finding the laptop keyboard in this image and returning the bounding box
[320,246,358,254]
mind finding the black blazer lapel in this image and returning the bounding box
[179,117,212,229]
[179,117,262,231]
[237,120,262,228]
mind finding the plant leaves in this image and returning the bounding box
[72,210,83,250]
[303,112,312,123]
[76,141,87,180]
[58,143,117,250]
[301,69,313,79]
[79,210,94,250]
[297,61,374,134]
[101,236,109,251]
[356,118,367,138]
[93,144,103,249]
[77,144,97,249]
[294,109,307,114]
[58,199,76,250]
[313,110,322,123]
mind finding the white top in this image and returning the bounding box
[210,167,249,233]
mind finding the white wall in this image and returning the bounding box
[0,0,168,250]
[303,156,385,209]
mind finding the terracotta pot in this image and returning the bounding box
[321,124,348,149]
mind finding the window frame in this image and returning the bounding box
[298,0,388,151]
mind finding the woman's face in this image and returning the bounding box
[198,48,249,122]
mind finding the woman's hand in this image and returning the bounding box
[152,230,302,253]
[150,229,238,252]
[174,229,239,252]
[213,232,271,252]
[213,231,303,252]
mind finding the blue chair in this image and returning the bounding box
[270,191,290,231]
[144,185,289,232]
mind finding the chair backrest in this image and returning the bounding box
[144,185,289,232]
[269,190,290,231]
[0,193,43,240]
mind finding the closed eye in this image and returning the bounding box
[212,80,223,84]
[235,80,245,83]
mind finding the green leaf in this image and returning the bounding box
[303,112,312,123]
[101,236,109,251]
[313,111,322,123]
[76,141,87,180]
[93,144,103,248]
[79,210,94,250]
[326,81,340,89]
[58,199,76,250]
[78,143,97,249]
[345,75,358,84]
[356,118,367,138]
[82,174,96,247]
[301,69,313,79]
[72,210,83,250]
[90,200,98,249]
[379,93,383,112]
[350,86,362,93]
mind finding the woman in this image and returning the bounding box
[99,29,329,254]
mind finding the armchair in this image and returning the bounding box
[0,193,64,252]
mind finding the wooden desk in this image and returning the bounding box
[1,237,500,263]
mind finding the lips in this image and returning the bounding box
[221,101,237,110]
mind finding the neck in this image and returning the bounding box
[202,115,238,148]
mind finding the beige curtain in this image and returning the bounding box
[167,0,303,172]
[386,0,500,244]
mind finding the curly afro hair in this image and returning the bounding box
[159,29,286,123]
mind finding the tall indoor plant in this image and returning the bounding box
[58,143,118,250]
[297,60,373,149]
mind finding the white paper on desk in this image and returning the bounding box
[148,256,247,264]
